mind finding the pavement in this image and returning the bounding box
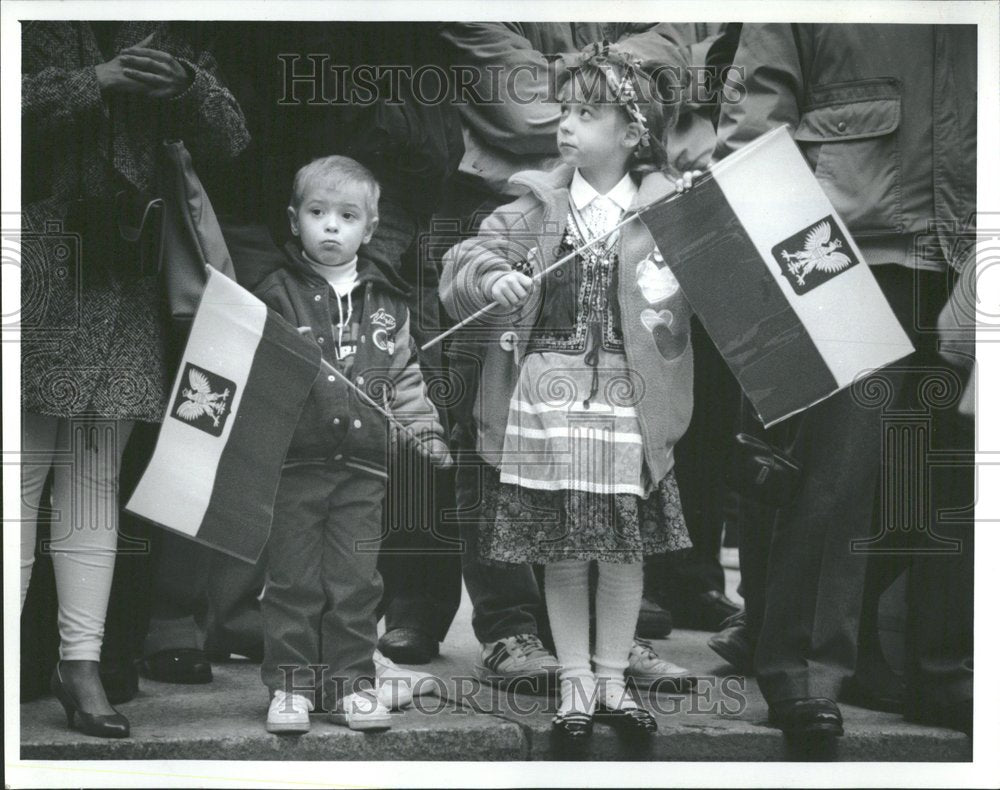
[20,572,972,763]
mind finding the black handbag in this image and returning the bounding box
[727,432,802,507]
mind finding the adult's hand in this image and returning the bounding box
[94,32,193,99]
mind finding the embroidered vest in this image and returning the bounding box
[526,213,625,356]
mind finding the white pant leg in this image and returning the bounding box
[48,418,133,661]
[593,560,643,708]
[21,412,61,610]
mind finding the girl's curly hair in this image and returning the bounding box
[557,40,683,179]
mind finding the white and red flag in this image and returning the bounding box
[640,126,914,426]
[127,268,320,562]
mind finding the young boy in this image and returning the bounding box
[254,155,447,733]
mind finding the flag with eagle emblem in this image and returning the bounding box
[127,268,321,562]
[639,125,914,426]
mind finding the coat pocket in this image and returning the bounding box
[793,78,903,236]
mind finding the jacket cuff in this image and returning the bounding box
[168,58,209,112]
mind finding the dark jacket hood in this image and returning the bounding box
[281,241,411,298]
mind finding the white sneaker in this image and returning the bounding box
[265,690,312,733]
[373,649,441,710]
[329,690,393,731]
[625,638,694,692]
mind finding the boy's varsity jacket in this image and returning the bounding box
[255,242,445,478]
[440,164,695,485]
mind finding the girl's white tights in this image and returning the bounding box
[544,558,644,714]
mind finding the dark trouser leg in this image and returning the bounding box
[260,463,329,705]
[656,319,739,601]
[380,458,462,642]
[455,454,545,643]
[143,530,212,654]
[204,551,266,660]
[753,383,881,704]
[321,469,385,709]
[370,198,463,642]
[104,422,157,667]
[857,266,974,715]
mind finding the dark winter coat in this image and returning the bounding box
[21,21,249,421]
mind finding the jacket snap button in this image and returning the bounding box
[314,294,322,301]
[333,417,340,425]
[327,375,335,382]
[837,121,847,132]
[317,336,325,344]
[353,419,362,429]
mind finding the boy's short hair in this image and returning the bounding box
[289,155,381,221]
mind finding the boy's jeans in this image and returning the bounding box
[261,461,384,709]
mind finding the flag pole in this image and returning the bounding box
[420,198,665,352]
[297,328,446,463]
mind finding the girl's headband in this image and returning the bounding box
[573,41,652,149]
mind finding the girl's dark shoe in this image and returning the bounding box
[552,711,594,739]
[51,664,130,739]
[595,703,658,734]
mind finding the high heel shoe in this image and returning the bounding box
[51,664,130,739]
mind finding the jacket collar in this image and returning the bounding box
[281,241,410,298]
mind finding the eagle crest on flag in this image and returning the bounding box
[773,216,858,295]
[171,364,236,436]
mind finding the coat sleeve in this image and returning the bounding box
[612,23,690,74]
[163,37,251,162]
[21,23,105,134]
[439,194,543,320]
[385,313,448,456]
[714,23,805,161]
[439,23,561,157]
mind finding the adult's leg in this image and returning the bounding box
[371,199,463,648]
[48,417,133,715]
[754,385,881,705]
[655,319,741,627]
[455,455,545,642]
[20,411,60,608]
[321,469,385,709]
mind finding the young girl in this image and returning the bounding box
[441,43,697,739]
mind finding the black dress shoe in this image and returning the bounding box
[51,664,130,739]
[636,596,673,639]
[100,658,139,705]
[377,628,439,665]
[707,612,755,675]
[768,697,844,736]
[552,711,594,739]
[594,703,658,734]
[672,590,742,631]
[139,648,213,684]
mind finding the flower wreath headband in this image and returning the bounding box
[572,41,653,150]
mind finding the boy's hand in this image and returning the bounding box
[673,170,703,193]
[491,271,534,309]
[415,434,453,468]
